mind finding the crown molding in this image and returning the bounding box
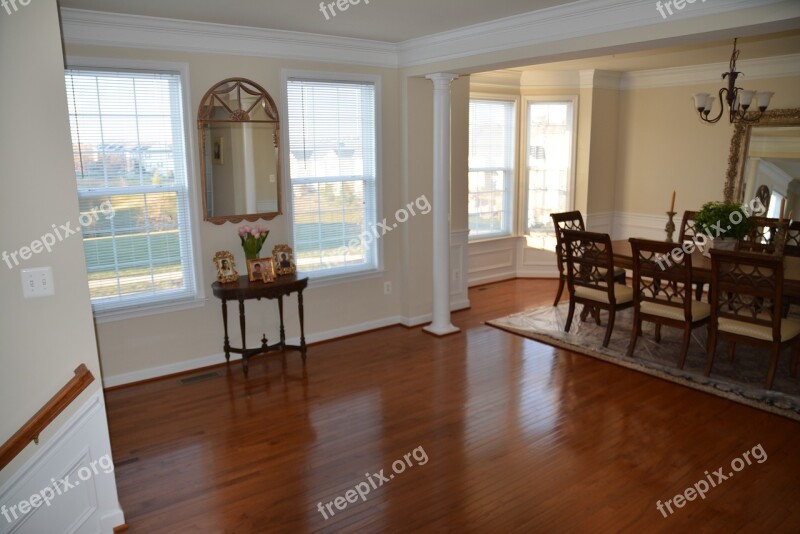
[580,69,622,89]
[59,8,398,68]
[620,53,800,89]
[470,70,522,88]
[396,0,784,68]
[60,0,794,73]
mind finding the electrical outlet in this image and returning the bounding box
[384,281,392,295]
[21,267,55,298]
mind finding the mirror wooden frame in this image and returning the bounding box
[725,108,800,203]
[198,77,282,224]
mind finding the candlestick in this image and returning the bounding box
[665,211,677,243]
[670,191,676,213]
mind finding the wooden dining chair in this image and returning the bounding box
[678,210,706,301]
[747,216,789,245]
[562,230,633,347]
[551,211,625,306]
[626,239,710,368]
[706,249,800,390]
[784,220,800,257]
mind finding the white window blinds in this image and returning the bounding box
[468,98,515,238]
[65,69,197,313]
[286,78,378,275]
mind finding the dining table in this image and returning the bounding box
[611,240,800,298]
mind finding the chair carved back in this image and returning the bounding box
[709,249,784,339]
[551,211,585,276]
[678,210,701,243]
[563,230,616,302]
[629,238,693,319]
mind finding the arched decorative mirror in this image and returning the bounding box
[198,78,282,224]
[726,108,800,215]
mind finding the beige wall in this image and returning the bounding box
[65,44,406,379]
[0,0,105,484]
[615,76,800,216]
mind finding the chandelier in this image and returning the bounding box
[693,38,773,124]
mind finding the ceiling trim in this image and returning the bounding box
[396,0,782,68]
[620,53,800,89]
[59,8,399,68]
[60,0,792,72]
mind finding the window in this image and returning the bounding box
[524,98,577,250]
[286,75,378,276]
[468,98,516,239]
[65,68,198,314]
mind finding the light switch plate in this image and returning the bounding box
[21,267,55,298]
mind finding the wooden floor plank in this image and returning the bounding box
[105,279,800,533]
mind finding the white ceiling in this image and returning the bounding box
[59,0,573,43]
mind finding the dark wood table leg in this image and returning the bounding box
[298,289,307,363]
[239,299,248,377]
[278,295,286,347]
[221,298,231,363]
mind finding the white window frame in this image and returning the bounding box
[520,95,579,242]
[66,57,206,323]
[281,69,383,285]
[468,93,518,241]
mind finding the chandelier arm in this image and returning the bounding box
[702,88,726,124]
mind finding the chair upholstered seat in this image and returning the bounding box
[718,317,800,342]
[641,299,711,322]
[574,284,633,304]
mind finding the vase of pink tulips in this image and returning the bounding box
[238,225,269,260]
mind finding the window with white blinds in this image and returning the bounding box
[468,98,516,239]
[65,68,198,313]
[286,77,378,276]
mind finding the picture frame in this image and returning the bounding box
[272,244,296,276]
[247,257,276,282]
[213,251,239,283]
[212,136,224,165]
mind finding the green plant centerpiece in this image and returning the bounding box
[694,201,755,243]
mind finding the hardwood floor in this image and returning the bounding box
[105,279,800,533]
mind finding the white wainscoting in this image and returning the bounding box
[0,390,124,534]
[466,211,669,286]
[449,229,471,309]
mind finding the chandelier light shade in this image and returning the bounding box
[693,38,774,124]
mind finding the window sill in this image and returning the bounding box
[94,296,208,324]
[469,234,516,244]
[304,268,386,290]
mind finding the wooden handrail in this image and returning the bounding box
[0,364,94,470]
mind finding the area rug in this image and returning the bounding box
[487,304,800,422]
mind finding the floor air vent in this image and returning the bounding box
[178,371,221,385]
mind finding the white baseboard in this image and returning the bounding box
[104,302,466,387]
[0,391,124,534]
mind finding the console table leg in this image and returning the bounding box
[221,299,231,363]
[298,289,307,363]
[239,299,248,377]
[278,295,286,346]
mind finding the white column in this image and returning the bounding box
[423,73,460,336]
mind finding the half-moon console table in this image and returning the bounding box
[211,274,308,376]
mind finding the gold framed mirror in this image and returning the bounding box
[198,78,282,224]
[725,108,800,212]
